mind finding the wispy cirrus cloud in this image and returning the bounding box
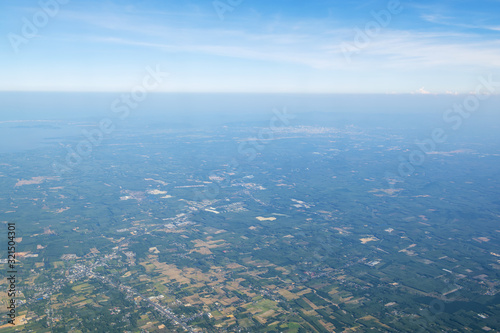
[2,0,500,93]
[59,8,500,71]
[421,13,500,31]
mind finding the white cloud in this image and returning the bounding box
[4,5,500,93]
[413,87,431,94]
[54,8,500,73]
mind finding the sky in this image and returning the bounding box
[1,0,500,93]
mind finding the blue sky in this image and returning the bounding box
[1,0,500,93]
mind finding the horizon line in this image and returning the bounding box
[1,91,498,96]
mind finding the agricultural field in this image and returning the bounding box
[0,113,499,332]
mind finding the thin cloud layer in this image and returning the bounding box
[1,0,499,93]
